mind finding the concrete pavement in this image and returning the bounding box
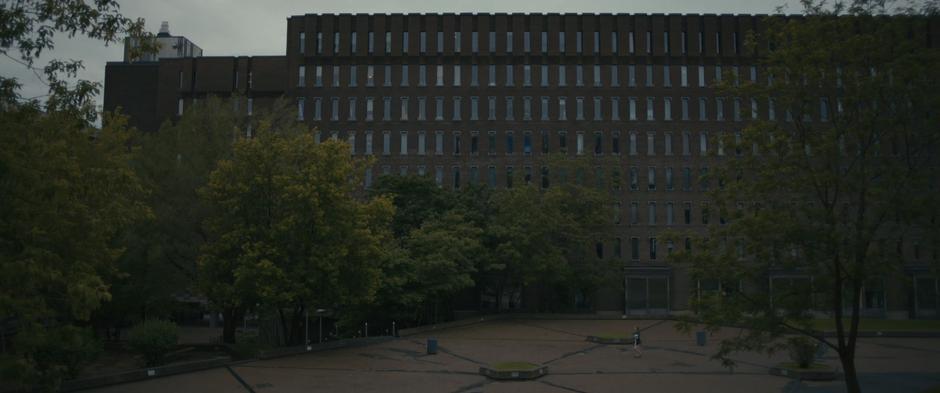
[82,319,940,393]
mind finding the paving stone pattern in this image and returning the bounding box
[83,319,940,393]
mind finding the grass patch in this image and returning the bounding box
[810,319,940,332]
[778,362,832,370]
[920,386,940,393]
[491,361,539,371]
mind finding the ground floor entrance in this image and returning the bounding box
[914,276,938,318]
[625,276,670,316]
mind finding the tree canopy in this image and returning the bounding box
[198,125,394,344]
[669,2,940,392]
[0,108,150,390]
[1,0,156,123]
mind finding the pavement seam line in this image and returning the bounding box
[639,319,670,333]
[225,365,257,393]
[438,345,487,366]
[544,343,607,365]
[450,379,491,393]
[512,320,588,338]
[539,379,590,393]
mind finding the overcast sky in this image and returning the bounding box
[1,0,797,114]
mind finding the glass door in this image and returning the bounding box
[915,277,938,318]
[627,277,647,314]
[625,276,670,315]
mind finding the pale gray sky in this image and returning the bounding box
[0,0,797,113]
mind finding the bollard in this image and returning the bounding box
[365,322,369,338]
[696,331,707,346]
[392,321,397,337]
[427,338,438,354]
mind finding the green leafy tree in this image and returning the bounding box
[199,129,394,344]
[393,211,483,324]
[0,1,157,389]
[485,184,567,309]
[4,325,101,389]
[483,158,615,311]
[99,96,243,325]
[0,108,150,389]
[544,174,619,308]
[362,177,490,326]
[127,320,179,367]
[369,175,455,239]
[670,2,940,392]
[0,0,156,123]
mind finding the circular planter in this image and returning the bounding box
[479,362,548,381]
[769,363,839,381]
[586,335,633,345]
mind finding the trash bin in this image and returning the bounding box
[696,331,707,346]
[427,338,438,354]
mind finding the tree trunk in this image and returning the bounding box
[840,349,861,393]
[495,282,503,312]
[843,277,863,393]
[277,308,289,346]
[221,307,240,344]
[288,306,304,345]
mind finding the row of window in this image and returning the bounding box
[296,64,760,88]
[298,29,742,56]
[600,236,687,261]
[363,162,721,194]
[596,235,936,262]
[316,129,744,158]
[294,95,833,123]
[593,235,933,262]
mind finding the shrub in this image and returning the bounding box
[787,336,817,368]
[229,331,268,360]
[4,325,102,390]
[127,320,179,367]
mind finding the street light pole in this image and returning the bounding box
[315,308,327,344]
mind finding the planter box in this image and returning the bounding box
[769,364,840,381]
[479,364,548,381]
[586,335,633,345]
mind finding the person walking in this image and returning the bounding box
[632,326,643,358]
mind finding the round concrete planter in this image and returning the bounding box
[769,363,839,381]
[586,335,633,345]
[479,362,548,380]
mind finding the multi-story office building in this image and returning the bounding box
[104,13,940,318]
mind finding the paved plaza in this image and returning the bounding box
[84,319,940,393]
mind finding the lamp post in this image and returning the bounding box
[315,308,328,343]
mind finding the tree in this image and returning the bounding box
[482,158,615,311]
[670,2,940,392]
[0,108,150,389]
[0,1,157,389]
[368,175,455,239]
[198,128,394,344]
[374,211,483,324]
[363,177,486,325]
[1,0,155,123]
[543,173,619,308]
[98,96,243,326]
